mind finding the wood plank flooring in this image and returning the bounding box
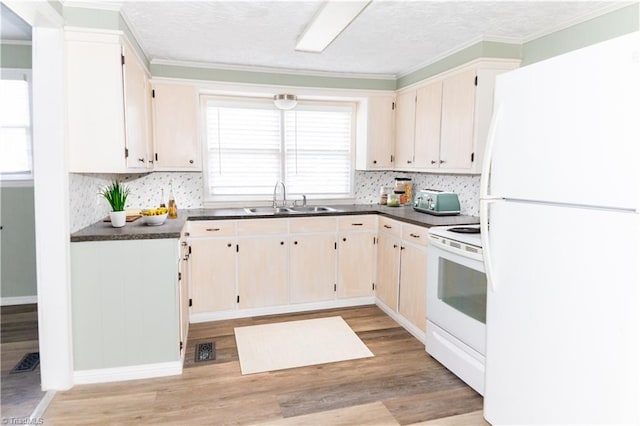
[43,305,486,425]
[1,304,44,420]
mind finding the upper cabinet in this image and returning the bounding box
[356,95,396,170]
[151,82,201,171]
[66,31,152,173]
[392,59,520,174]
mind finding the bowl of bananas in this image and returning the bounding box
[141,207,168,226]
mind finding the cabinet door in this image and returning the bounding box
[152,82,200,170]
[122,42,152,170]
[237,236,288,308]
[66,36,126,173]
[337,232,375,298]
[413,80,443,169]
[376,232,400,310]
[440,67,476,170]
[394,90,416,168]
[398,243,427,332]
[189,238,236,313]
[289,234,336,303]
[367,95,396,169]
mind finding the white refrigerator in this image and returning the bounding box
[480,31,640,424]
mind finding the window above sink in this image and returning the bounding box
[201,96,356,204]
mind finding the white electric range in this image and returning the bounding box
[426,224,487,395]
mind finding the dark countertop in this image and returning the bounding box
[70,204,479,242]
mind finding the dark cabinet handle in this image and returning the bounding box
[206,228,220,232]
[373,160,377,164]
[410,233,420,239]
[400,246,405,250]
[189,160,194,164]
[294,241,298,245]
[383,225,392,229]
[431,160,438,164]
[407,160,412,164]
[343,237,347,242]
[393,244,398,248]
[352,223,363,226]
[280,241,284,245]
[138,158,145,163]
[227,243,232,247]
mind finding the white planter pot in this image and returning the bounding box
[109,211,126,228]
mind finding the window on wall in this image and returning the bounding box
[0,70,32,180]
[203,97,354,201]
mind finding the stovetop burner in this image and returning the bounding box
[448,226,481,234]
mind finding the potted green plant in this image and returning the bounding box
[100,180,130,228]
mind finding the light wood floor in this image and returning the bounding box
[1,304,44,420]
[43,305,488,425]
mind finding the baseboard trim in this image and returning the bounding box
[190,297,375,323]
[73,361,182,385]
[1,295,37,306]
[30,390,56,421]
[375,300,426,344]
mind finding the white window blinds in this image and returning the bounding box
[204,98,353,200]
[0,72,32,177]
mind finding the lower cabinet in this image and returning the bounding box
[70,239,181,371]
[376,231,401,310]
[189,237,236,313]
[376,218,428,334]
[237,235,289,309]
[398,242,427,332]
[289,233,336,304]
[337,216,377,298]
[184,215,380,320]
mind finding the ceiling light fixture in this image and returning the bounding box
[274,94,298,110]
[295,0,371,53]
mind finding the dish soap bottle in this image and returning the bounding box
[168,180,178,219]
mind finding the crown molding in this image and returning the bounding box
[150,58,397,81]
[397,35,521,79]
[62,1,123,12]
[522,1,635,43]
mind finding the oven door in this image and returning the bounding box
[427,241,487,354]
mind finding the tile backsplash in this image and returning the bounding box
[70,170,480,232]
[354,171,480,216]
[69,172,203,232]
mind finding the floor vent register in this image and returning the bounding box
[10,352,40,374]
[195,342,215,362]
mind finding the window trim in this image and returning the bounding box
[201,95,356,206]
[1,68,33,182]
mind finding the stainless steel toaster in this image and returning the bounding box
[413,189,461,216]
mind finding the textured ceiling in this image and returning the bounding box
[126,1,619,76]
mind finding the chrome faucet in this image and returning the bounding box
[302,194,307,206]
[273,181,287,208]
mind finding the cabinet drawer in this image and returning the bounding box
[237,218,288,236]
[187,220,236,237]
[402,223,429,246]
[378,216,402,237]
[289,217,337,233]
[337,215,376,231]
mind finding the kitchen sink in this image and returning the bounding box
[288,206,337,213]
[244,207,292,214]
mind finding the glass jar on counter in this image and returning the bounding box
[379,186,392,205]
[394,177,412,205]
[387,191,402,207]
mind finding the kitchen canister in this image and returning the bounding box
[394,177,412,205]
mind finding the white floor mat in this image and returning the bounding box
[234,316,374,375]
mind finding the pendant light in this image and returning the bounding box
[274,94,297,110]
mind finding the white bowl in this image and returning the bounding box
[142,213,168,226]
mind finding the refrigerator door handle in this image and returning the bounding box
[480,198,497,292]
[480,104,503,200]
